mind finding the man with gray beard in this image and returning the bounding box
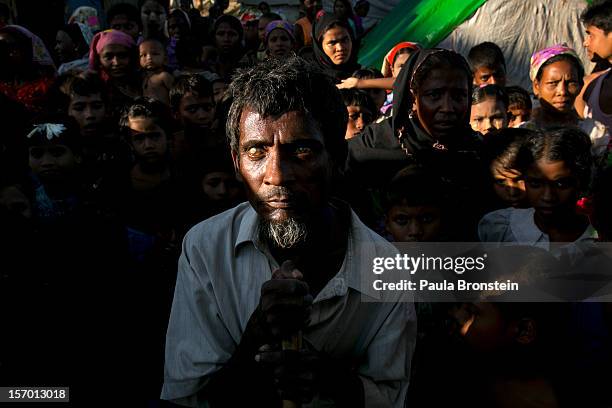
[162,57,416,407]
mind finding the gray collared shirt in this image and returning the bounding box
[161,202,416,407]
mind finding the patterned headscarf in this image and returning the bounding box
[68,6,100,32]
[529,44,581,82]
[382,42,421,77]
[1,25,55,68]
[264,20,295,44]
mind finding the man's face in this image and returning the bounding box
[68,93,107,137]
[127,116,168,166]
[110,14,140,40]
[232,109,333,224]
[473,64,507,87]
[412,69,470,142]
[385,203,443,242]
[469,97,508,135]
[177,92,215,129]
[584,24,612,61]
[99,44,132,79]
[29,144,79,185]
[345,105,373,139]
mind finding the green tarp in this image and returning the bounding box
[357,0,487,69]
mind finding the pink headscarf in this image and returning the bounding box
[529,44,581,82]
[88,29,136,71]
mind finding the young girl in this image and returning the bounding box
[482,128,531,209]
[470,84,509,135]
[479,127,596,250]
[139,38,174,105]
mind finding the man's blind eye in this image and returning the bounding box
[247,146,264,158]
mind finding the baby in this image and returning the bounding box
[139,38,174,105]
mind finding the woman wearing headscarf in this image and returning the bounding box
[0,25,56,113]
[89,29,140,112]
[345,49,490,238]
[55,23,94,75]
[525,44,609,159]
[263,20,296,60]
[312,12,360,82]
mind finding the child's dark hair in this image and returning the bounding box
[352,67,383,79]
[119,97,174,136]
[339,89,377,115]
[517,127,593,189]
[138,0,168,12]
[25,114,82,153]
[581,0,612,33]
[67,72,109,105]
[535,54,585,83]
[482,127,535,170]
[411,50,472,95]
[467,41,507,72]
[140,37,167,52]
[170,74,214,112]
[384,166,448,211]
[107,3,141,28]
[471,84,509,108]
[505,85,532,110]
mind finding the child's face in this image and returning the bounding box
[141,0,167,32]
[139,41,166,71]
[470,97,508,135]
[68,93,107,137]
[212,81,228,104]
[29,144,79,185]
[109,14,140,40]
[127,116,168,165]
[525,159,579,220]
[267,29,293,58]
[490,162,526,208]
[385,203,443,242]
[99,44,132,78]
[345,104,373,139]
[533,60,581,114]
[507,104,530,128]
[201,171,241,203]
[391,52,411,78]
[473,64,507,87]
[178,92,215,129]
[584,24,612,61]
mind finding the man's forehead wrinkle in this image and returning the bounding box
[239,108,324,145]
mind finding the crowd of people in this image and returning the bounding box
[0,0,611,406]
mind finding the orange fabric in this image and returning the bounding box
[296,17,312,47]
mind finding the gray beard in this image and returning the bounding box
[258,217,309,249]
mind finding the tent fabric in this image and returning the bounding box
[356,0,486,68]
[437,0,593,91]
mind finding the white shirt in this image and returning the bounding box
[161,202,416,407]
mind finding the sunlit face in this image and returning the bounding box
[231,109,333,224]
[99,44,132,78]
[524,159,579,221]
[322,26,352,65]
[110,14,140,40]
[267,28,293,58]
[391,52,411,78]
[139,40,165,71]
[473,64,507,87]
[584,24,612,62]
[385,203,443,242]
[68,93,107,137]
[533,60,582,114]
[345,105,373,139]
[490,163,526,208]
[412,68,470,141]
[470,97,508,135]
[508,104,531,128]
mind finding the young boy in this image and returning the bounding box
[505,85,532,128]
[339,89,377,139]
[139,38,174,105]
[468,41,507,87]
[577,0,612,129]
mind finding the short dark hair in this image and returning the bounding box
[384,167,448,210]
[120,97,174,137]
[505,85,532,110]
[227,56,348,166]
[535,54,585,83]
[581,0,612,33]
[339,89,377,115]
[517,127,593,189]
[107,3,141,27]
[471,84,509,108]
[468,41,507,72]
[170,74,213,112]
[482,127,535,170]
[67,72,109,105]
[352,67,383,79]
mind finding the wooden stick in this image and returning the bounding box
[281,331,303,408]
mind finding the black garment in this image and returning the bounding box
[311,13,361,82]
